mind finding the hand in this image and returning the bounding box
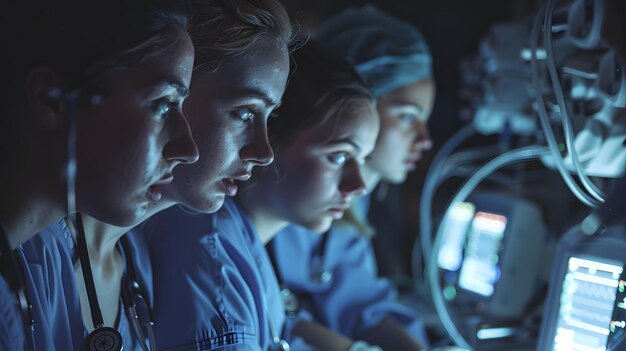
[348,340,383,351]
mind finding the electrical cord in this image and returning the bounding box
[543,0,606,203]
[530,3,601,207]
[427,145,549,350]
[415,125,476,274]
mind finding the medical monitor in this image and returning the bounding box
[538,225,626,351]
[437,192,547,319]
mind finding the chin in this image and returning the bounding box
[90,206,145,229]
[385,171,407,185]
[184,194,226,214]
[301,217,333,234]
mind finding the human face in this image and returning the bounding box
[76,29,198,227]
[367,79,435,184]
[257,99,380,233]
[162,39,290,213]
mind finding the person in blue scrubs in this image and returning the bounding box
[145,41,382,350]
[41,2,291,350]
[267,5,436,350]
[7,1,200,349]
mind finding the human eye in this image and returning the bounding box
[327,152,348,165]
[152,98,178,119]
[232,108,256,122]
[399,113,416,125]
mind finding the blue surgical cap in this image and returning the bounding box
[316,5,433,98]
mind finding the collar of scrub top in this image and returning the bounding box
[231,197,290,351]
[266,230,333,317]
[0,220,36,351]
[262,286,290,351]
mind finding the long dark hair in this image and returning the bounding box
[3,0,191,107]
[1,0,191,156]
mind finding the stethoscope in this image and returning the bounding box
[62,88,154,351]
[0,221,36,351]
[266,230,334,317]
[73,213,156,351]
[120,236,157,351]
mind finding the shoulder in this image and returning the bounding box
[0,277,25,351]
[20,219,74,265]
[150,231,263,350]
[271,225,321,255]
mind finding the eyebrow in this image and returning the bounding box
[164,79,190,98]
[389,101,425,115]
[145,78,189,99]
[323,137,362,153]
[231,86,282,108]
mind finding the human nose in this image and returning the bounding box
[339,160,367,198]
[240,121,274,167]
[162,108,199,165]
[412,123,433,152]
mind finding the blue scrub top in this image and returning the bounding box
[269,203,430,347]
[143,198,286,351]
[19,220,85,350]
[19,219,153,351]
[0,275,26,351]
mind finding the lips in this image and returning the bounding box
[146,174,174,202]
[231,173,252,181]
[327,201,352,219]
[155,174,174,185]
[405,153,422,171]
[327,207,349,220]
[220,179,238,197]
[406,153,422,164]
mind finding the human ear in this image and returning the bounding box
[24,66,67,130]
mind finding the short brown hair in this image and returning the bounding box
[189,0,293,71]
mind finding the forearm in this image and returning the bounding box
[292,319,354,351]
[357,316,425,351]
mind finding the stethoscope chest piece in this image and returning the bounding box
[270,339,290,351]
[86,326,123,351]
[280,287,300,315]
[317,270,333,284]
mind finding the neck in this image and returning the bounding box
[76,214,130,264]
[250,209,289,245]
[238,192,288,245]
[72,198,176,262]
[71,213,126,331]
[0,162,66,248]
[0,121,67,248]
[362,165,382,192]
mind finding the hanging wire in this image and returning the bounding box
[427,145,549,350]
